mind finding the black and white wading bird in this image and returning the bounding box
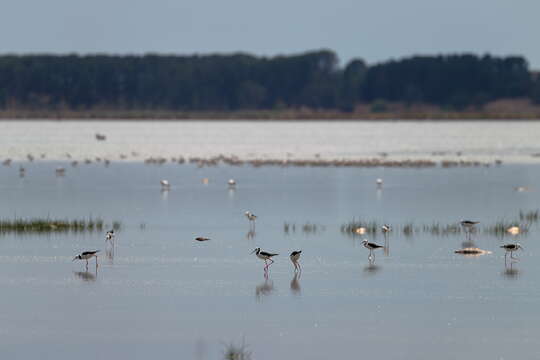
[500,243,523,260]
[73,250,100,267]
[105,230,115,242]
[251,248,278,268]
[195,237,210,242]
[290,250,302,271]
[362,239,384,259]
[245,211,257,226]
[381,224,391,234]
[460,220,479,231]
[460,220,479,240]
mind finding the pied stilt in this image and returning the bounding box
[362,239,384,259]
[290,250,302,271]
[381,224,391,234]
[245,211,257,226]
[501,243,523,260]
[105,229,115,242]
[73,250,100,267]
[460,220,479,239]
[251,248,278,268]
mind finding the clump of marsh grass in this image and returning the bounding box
[519,209,539,223]
[483,220,529,237]
[340,219,379,236]
[0,217,121,234]
[223,339,252,360]
[402,222,415,236]
[284,222,324,234]
[421,222,462,236]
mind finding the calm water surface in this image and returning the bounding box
[1,121,540,359]
[0,120,540,162]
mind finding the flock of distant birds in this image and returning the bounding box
[71,178,524,273]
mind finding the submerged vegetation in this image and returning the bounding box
[0,217,121,234]
[284,222,325,234]
[223,339,252,360]
[340,210,540,238]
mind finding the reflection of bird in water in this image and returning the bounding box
[245,229,256,240]
[501,243,523,260]
[362,239,384,260]
[195,237,210,242]
[74,270,97,282]
[105,243,115,264]
[251,248,278,271]
[461,240,476,248]
[290,272,301,295]
[73,250,100,268]
[502,260,519,279]
[290,250,302,272]
[382,225,391,256]
[255,273,274,300]
[363,260,381,275]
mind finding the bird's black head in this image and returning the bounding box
[251,248,260,254]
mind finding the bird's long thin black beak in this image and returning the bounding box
[72,257,77,262]
[250,249,256,254]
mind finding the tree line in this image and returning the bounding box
[0,50,538,111]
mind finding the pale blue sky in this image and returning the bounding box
[1,0,538,68]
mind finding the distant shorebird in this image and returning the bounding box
[501,243,523,259]
[376,178,383,187]
[460,220,479,230]
[290,250,302,271]
[245,211,257,226]
[105,230,115,242]
[460,220,479,239]
[160,180,170,189]
[251,248,278,268]
[362,239,384,259]
[195,237,210,242]
[55,167,66,176]
[73,250,100,267]
[381,224,391,234]
[228,179,236,187]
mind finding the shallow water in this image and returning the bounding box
[1,157,540,359]
[1,120,540,162]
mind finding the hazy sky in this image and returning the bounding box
[1,0,539,68]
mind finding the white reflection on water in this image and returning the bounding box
[1,120,540,162]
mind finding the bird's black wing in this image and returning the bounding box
[81,250,99,256]
[260,251,278,257]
